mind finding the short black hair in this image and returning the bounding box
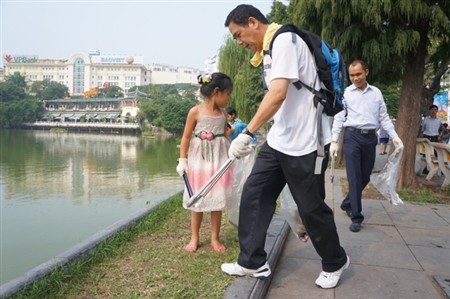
[429,104,438,110]
[224,4,268,27]
[226,107,237,115]
[349,59,369,71]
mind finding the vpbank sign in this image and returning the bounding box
[3,55,38,64]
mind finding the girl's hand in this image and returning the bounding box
[176,158,188,176]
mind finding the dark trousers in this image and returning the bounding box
[317,143,330,200]
[341,130,378,224]
[423,135,439,142]
[237,142,347,272]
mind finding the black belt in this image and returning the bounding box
[346,126,376,135]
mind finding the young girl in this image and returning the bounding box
[176,72,233,253]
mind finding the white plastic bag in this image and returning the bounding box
[280,186,309,242]
[227,148,257,226]
[370,149,404,205]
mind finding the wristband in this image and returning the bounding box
[242,128,254,138]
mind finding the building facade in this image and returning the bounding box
[147,63,202,85]
[2,51,205,96]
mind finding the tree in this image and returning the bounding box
[267,0,292,24]
[98,85,124,98]
[159,97,196,134]
[83,87,99,98]
[0,72,27,102]
[31,79,69,100]
[290,0,450,190]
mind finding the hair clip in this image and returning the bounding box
[202,74,212,84]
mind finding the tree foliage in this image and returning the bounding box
[98,85,124,98]
[136,84,198,132]
[30,79,69,100]
[159,95,196,134]
[0,72,27,102]
[0,73,43,128]
[83,87,99,98]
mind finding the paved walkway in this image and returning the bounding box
[224,146,450,299]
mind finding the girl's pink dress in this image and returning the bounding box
[183,112,232,211]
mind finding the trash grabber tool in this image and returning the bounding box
[186,158,235,207]
[330,154,336,183]
[182,172,194,197]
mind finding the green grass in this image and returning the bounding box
[340,178,449,204]
[398,189,447,204]
[7,194,240,299]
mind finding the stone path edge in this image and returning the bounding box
[222,215,291,299]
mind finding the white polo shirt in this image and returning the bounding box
[263,32,322,156]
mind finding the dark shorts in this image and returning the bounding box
[424,135,439,142]
[379,137,389,144]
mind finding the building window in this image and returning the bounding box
[73,58,85,95]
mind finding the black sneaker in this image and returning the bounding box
[349,223,361,232]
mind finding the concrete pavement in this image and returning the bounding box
[266,168,450,299]
[223,146,450,299]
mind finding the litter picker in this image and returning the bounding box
[182,172,194,197]
[186,158,235,207]
[330,154,336,183]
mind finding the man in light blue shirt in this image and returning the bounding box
[330,59,404,233]
[420,104,442,142]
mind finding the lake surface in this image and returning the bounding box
[0,129,183,284]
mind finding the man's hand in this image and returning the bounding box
[392,137,404,154]
[176,158,188,176]
[228,134,253,159]
[329,142,339,157]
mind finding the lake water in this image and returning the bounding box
[0,129,183,284]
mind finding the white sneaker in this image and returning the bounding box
[315,255,350,288]
[221,262,271,279]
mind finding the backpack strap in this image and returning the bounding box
[263,25,326,174]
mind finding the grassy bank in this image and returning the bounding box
[340,178,450,204]
[8,194,240,299]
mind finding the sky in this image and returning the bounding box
[1,0,280,70]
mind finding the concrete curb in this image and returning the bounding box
[0,203,163,298]
[222,214,291,299]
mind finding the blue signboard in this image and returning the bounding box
[433,91,449,121]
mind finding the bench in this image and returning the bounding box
[416,138,440,181]
[430,142,450,189]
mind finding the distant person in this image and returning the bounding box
[226,107,256,143]
[176,72,233,253]
[420,105,442,142]
[330,59,403,233]
[441,123,449,144]
[378,126,389,155]
[221,4,348,289]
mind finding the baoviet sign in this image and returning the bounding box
[3,55,38,64]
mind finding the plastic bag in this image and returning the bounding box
[280,186,309,242]
[227,148,257,226]
[370,149,404,205]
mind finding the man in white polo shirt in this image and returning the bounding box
[220,4,349,289]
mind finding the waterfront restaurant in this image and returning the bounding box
[42,97,140,123]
